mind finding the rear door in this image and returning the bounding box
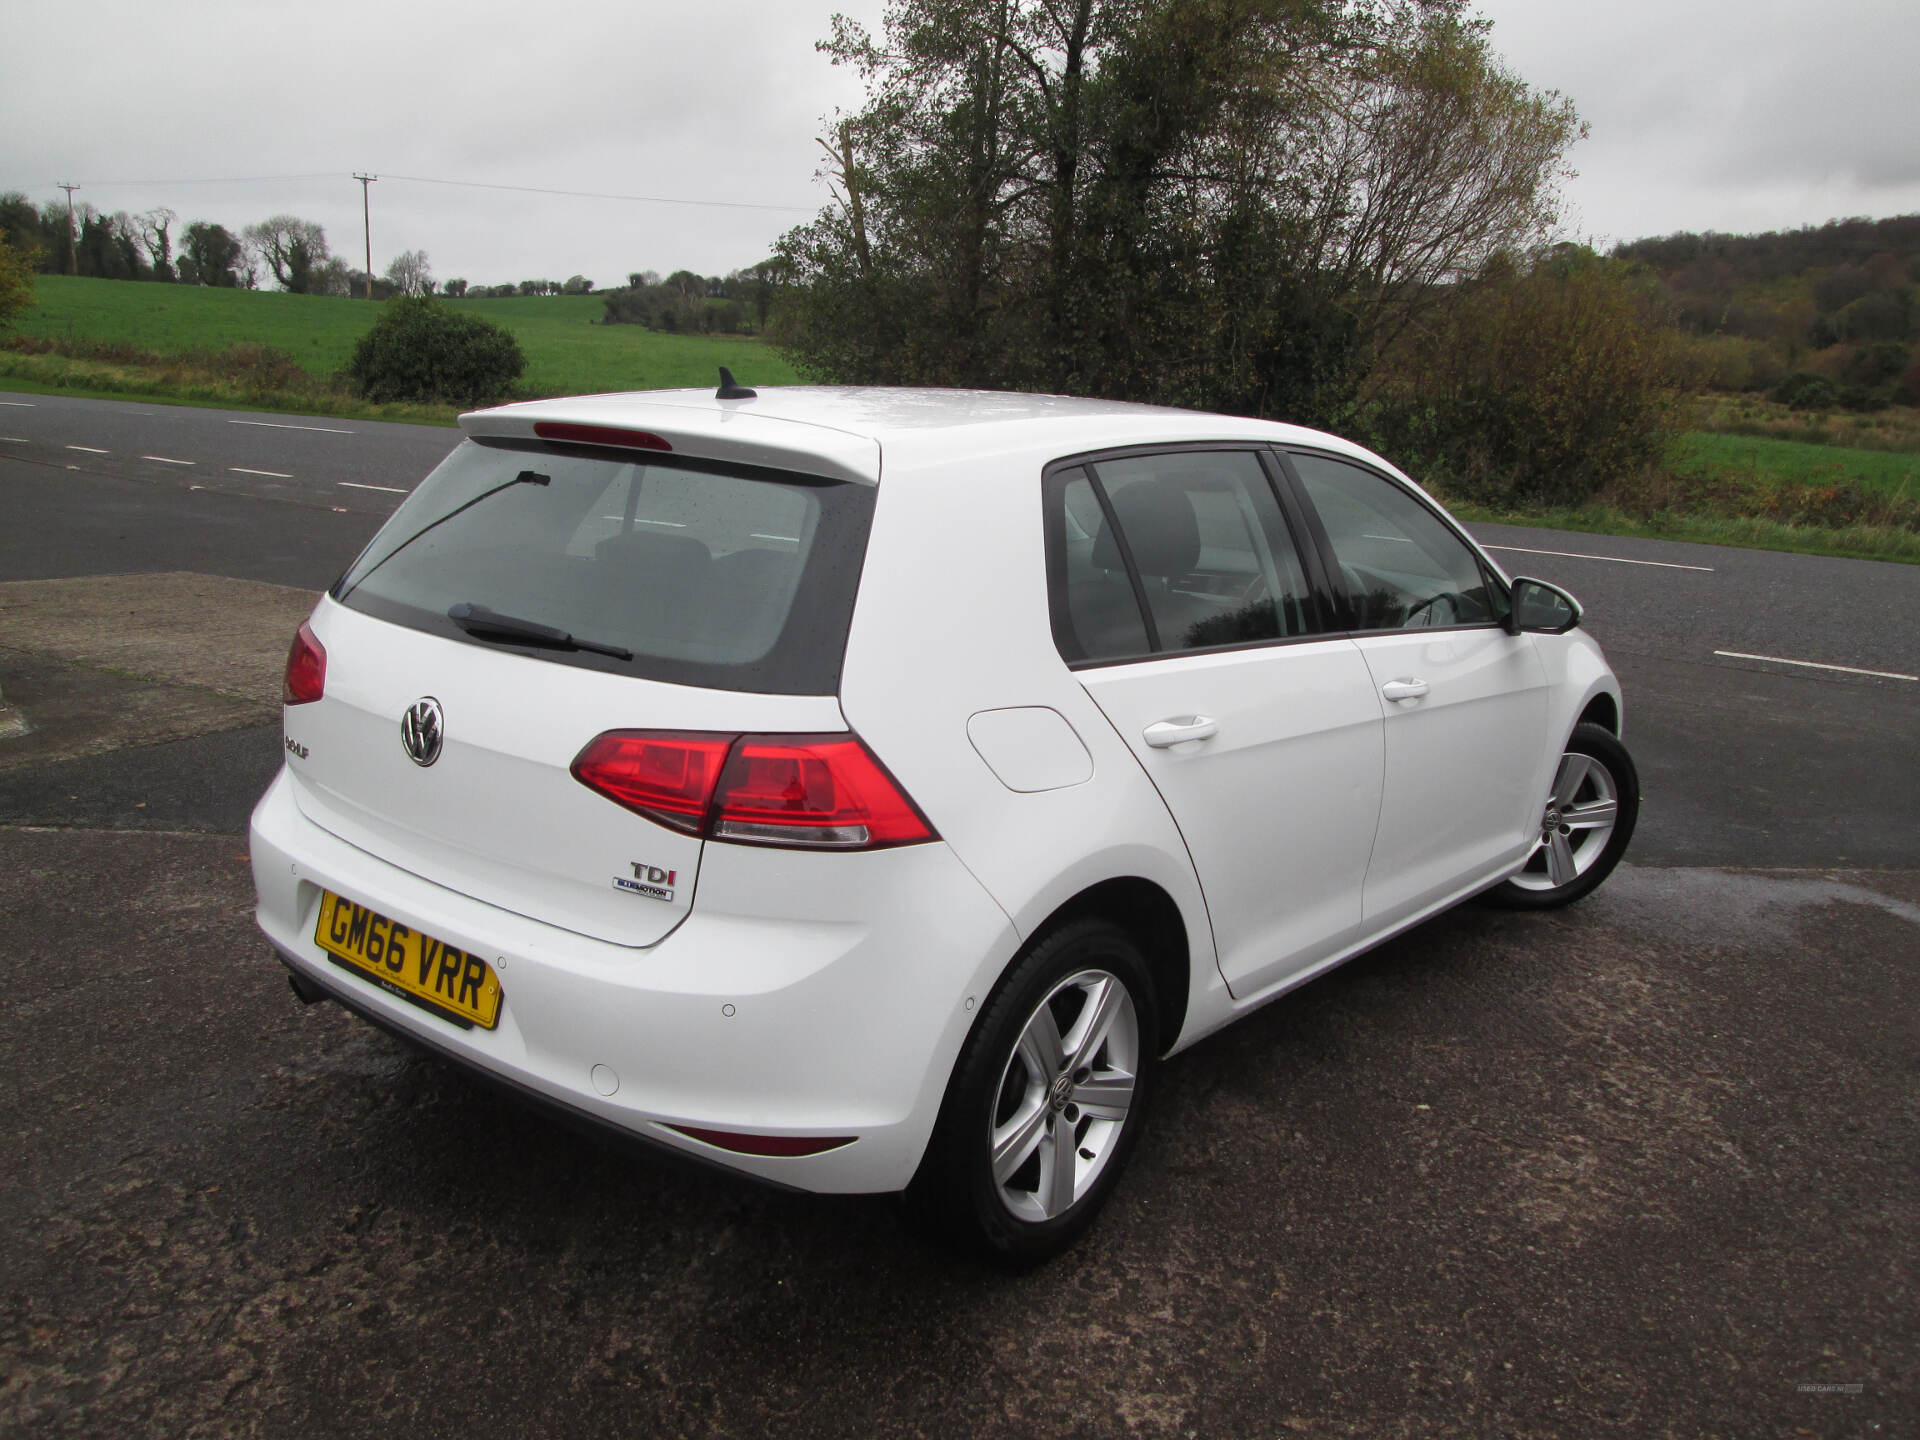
[1281,450,1550,926]
[284,437,871,947]
[1048,448,1385,999]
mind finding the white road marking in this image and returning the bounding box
[751,533,798,542]
[0,436,27,444]
[142,455,195,465]
[338,481,406,493]
[1481,543,1715,573]
[0,401,33,407]
[66,444,109,454]
[229,419,354,434]
[1713,650,1917,682]
[230,466,293,478]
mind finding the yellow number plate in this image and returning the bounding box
[314,891,503,1030]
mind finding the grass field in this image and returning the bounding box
[1673,430,1919,498]
[12,275,800,395]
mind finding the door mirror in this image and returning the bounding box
[1508,577,1582,635]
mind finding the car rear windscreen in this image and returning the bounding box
[332,437,874,694]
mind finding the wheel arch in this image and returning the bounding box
[1023,876,1191,1054]
[1578,691,1620,735]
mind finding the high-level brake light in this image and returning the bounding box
[532,421,673,451]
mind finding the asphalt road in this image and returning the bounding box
[1,392,1914,1438]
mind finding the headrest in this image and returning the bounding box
[1091,480,1201,578]
[595,529,711,578]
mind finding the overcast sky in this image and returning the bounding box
[3,0,1916,289]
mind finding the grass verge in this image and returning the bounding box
[1448,500,1920,565]
[0,342,460,425]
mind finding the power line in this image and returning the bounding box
[46,170,817,213]
[376,174,815,213]
[64,173,343,187]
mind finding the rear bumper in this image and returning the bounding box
[249,767,1018,1193]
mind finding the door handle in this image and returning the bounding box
[1381,678,1430,703]
[1143,715,1219,748]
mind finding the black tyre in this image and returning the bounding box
[1488,722,1639,910]
[906,917,1158,1266]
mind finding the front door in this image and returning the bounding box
[1285,450,1550,927]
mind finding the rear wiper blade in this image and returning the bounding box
[447,602,633,661]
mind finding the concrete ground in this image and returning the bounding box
[2,830,1911,1437]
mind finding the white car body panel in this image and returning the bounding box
[1076,639,1385,998]
[287,595,844,948]
[254,767,1016,1192]
[251,385,1629,1197]
[1350,626,1550,927]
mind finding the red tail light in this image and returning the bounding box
[283,621,326,705]
[570,732,734,835]
[571,731,935,850]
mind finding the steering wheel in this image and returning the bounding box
[1400,592,1460,628]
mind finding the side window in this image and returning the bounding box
[1289,452,1500,630]
[1052,468,1152,662]
[1046,451,1317,663]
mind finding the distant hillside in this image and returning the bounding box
[1612,215,1920,408]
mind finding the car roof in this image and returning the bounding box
[460,386,1388,486]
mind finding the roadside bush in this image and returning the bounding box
[1837,384,1891,413]
[1602,464,1920,535]
[1774,371,1839,410]
[1843,340,1912,388]
[345,296,524,406]
[1896,359,1920,407]
[1675,333,1784,393]
[0,237,36,330]
[1363,252,1682,508]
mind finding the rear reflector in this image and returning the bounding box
[571,730,936,850]
[283,621,326,705]
[665,1125,856,1158]
[533,421,673,451]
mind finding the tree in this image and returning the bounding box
[134,208,177,282]
[1366,247,1681,506]
[385,249,434,297]
[345,297,525,406]
[562,274,593,295]
[0,236,36,330]
[244,215,329,293]
[0,193,42,263]
[74,207,144,280]
[179,221,247,287]
[442,277,468,298]
[774,0,1582,424]
[308,256,355,297]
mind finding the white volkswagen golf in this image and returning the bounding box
[252,378,1637,1262]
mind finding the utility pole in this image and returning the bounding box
[353,173,378,300]
[56,183,79,275]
